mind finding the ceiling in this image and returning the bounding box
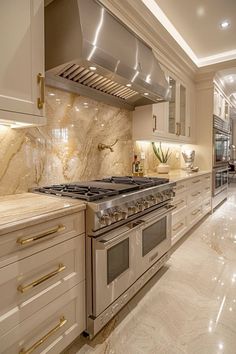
[142,0,236,67]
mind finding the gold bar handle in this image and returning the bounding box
[192,208,201,216]
[153,114,157,132]
[17,263,66,293]
[192,179,201,184]
[174,199,185,207]
[37,73,45,109]
[173,222,184,232]
[19,316,67,354]
[17,224,66,246]
[192,192,201,197]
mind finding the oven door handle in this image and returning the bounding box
[141,205,176,226]
[96,221,145,248]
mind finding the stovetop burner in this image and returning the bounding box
[33,176,169,202]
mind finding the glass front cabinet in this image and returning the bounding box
[132,72,191,143]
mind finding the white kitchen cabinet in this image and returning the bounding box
[213,85,231,122]
[0,0,46,127]
[133,73,192,143]
[171,173,212,245]
[0,209,86,351]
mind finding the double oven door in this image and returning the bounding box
[91,205,174,317]
[213,128,230,167]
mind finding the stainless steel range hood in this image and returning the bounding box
[45,0,170,110]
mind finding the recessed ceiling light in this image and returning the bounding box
[126,83,132,87]
[220,20,230,29]
[89,66,96,71]
[144,92,149,96]
[83,102,88,105]
[48,92,55,96]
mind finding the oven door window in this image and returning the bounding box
[107,238,129,284]
[142,217,167,257]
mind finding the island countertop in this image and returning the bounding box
[0,192,86,235]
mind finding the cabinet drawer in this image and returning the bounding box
[189,205,203,227]
[0,235,85,336]
[172,195,187,212]
[0,282,85,354]
[172,216,187,245]
[188,189,202,206]
[202,198,211,214]
[0,211,85,267]
[173,181,188,196]
[189,177,202,188]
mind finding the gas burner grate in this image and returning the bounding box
[98,176,169,188]
[35,184,119,201]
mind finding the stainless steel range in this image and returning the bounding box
[34,176,175,337]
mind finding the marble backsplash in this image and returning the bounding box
[134,141,182,174]
[0,87,133,196]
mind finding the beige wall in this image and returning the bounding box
[0,87,133,196]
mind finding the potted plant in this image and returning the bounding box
[151,142,171,174]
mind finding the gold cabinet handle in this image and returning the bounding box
[175,184,185,191]
[153,114,157,132]
[173,222,184,232]
[16,225,66,246]
[188,126,191,137]
[192,208,201,216]
[192,192,201,197]
[175,122,181,136]
[19,316,67,354]
[17,263,66,293]
[192,179,201,184]
[174,199,185,207]
[37,73,45,109]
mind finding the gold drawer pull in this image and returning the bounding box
[17,225,65,246]
[192,192,201,197]
[173,222,184,232]
[37,73,45,109]
[176,184,185,190]
[19,316,67,354]
[17,263,66,293]
[192,179,201,184]
[175,199,185,206]
[192,208,201,216]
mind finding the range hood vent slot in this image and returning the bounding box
[58,64,138,100]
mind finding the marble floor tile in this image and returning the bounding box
[64,187,236,354]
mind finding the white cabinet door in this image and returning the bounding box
[0,0,45,125]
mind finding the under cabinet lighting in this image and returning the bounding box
[0,120,34,128]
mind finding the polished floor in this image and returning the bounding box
[65,188,236,354]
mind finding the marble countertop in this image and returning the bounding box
[0,193,86,236]
[146,169,212,182]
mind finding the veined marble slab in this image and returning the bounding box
[0,192,85,235]
[0,87,133,196]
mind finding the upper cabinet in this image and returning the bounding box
[133,73,193,143]
[0,0,46,127]
[213,84,231,122]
